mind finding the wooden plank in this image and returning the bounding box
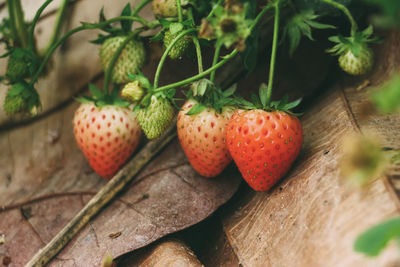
[220,32,400,266]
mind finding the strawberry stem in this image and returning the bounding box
[265,1,281,106]
[132,0,152,16]
[154,49,239,92]
[176,0,183,23]
[44,0,69,56]
[188,8,203,73]
[320,0,358,36]
[29,17,160,86]
[153,28,197,89]
[210,40,222,82]
[6,0,28,48]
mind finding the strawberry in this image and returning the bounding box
[73,102,142,179]
[100,36,146,84]
[226,109,303,191]
[178,99,234,177]
[338,48,373,76]
[163,29,191,59]
[137,94,175,139]
[328,26,378,76]
[152,0,178,18]
[121,80,145,103]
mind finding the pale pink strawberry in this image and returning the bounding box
[73,102,141,179]
[177,99,234,177]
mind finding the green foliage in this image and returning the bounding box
[3,82,40,115]
[361,0,400,28]
[327,25,379,57]
[371,73,400,114]
[283,10,335,56]
[355,217,400,257]
[186,79,238,115]
[5,47,41,83]
[76,84,130,108]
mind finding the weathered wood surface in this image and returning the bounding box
[117,239,204,267]
[220,31,400,267]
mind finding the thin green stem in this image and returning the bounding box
[210,40,222,82]
[320,0,358,36]
[29,26,85,85]
[153,4,273,92]
[249,4,274,32]
[29,0,53,51]
[192,36,203,73]
[6,0,18,43]
[103,31,142,93]
[265,2,280,105]
[29,17,160,85]
[154,49,238,92]
[7,0,28,48]
[176,0,183,23]
[153,28,197,89]
[207,0,223,19]
[188,8,203,73]
[45,0,69,54]
[132,0,152,16]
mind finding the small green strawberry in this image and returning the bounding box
[338,48,373,76]
[100,36,146,84]
[163,29,191,59]
[328,26,379,76]
[3,82,40,115]
[152,0,178,18]
[5,48,40,83]
[137,94,175,139]
[121,80,144,103]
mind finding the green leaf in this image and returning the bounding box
[120,3,133,33]
[186,103,206,115]
[354,217,400,257]
[371,73,400,113]
[89,84,104,99]
[76,96,94,103]
[223,83,237,97]
[284,98,302,110]
[8,83,26,96]
[259,83,268,107]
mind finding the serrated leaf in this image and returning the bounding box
[114,97,130,107]
[89,84,104,99]
[158,18,172,28]
[120,4,133,33]
[354,217,400,257]
[186,103,206,115]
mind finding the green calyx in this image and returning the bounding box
[185,78,238,115]
[3,81,40,115]
[76,83,130,108]
[236,83,302,116]
[327,25,379,58]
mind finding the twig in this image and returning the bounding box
[25,120,177,267]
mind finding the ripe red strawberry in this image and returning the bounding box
[177,99,234,177]
[226,110,303,191]
[73,102,142,179]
